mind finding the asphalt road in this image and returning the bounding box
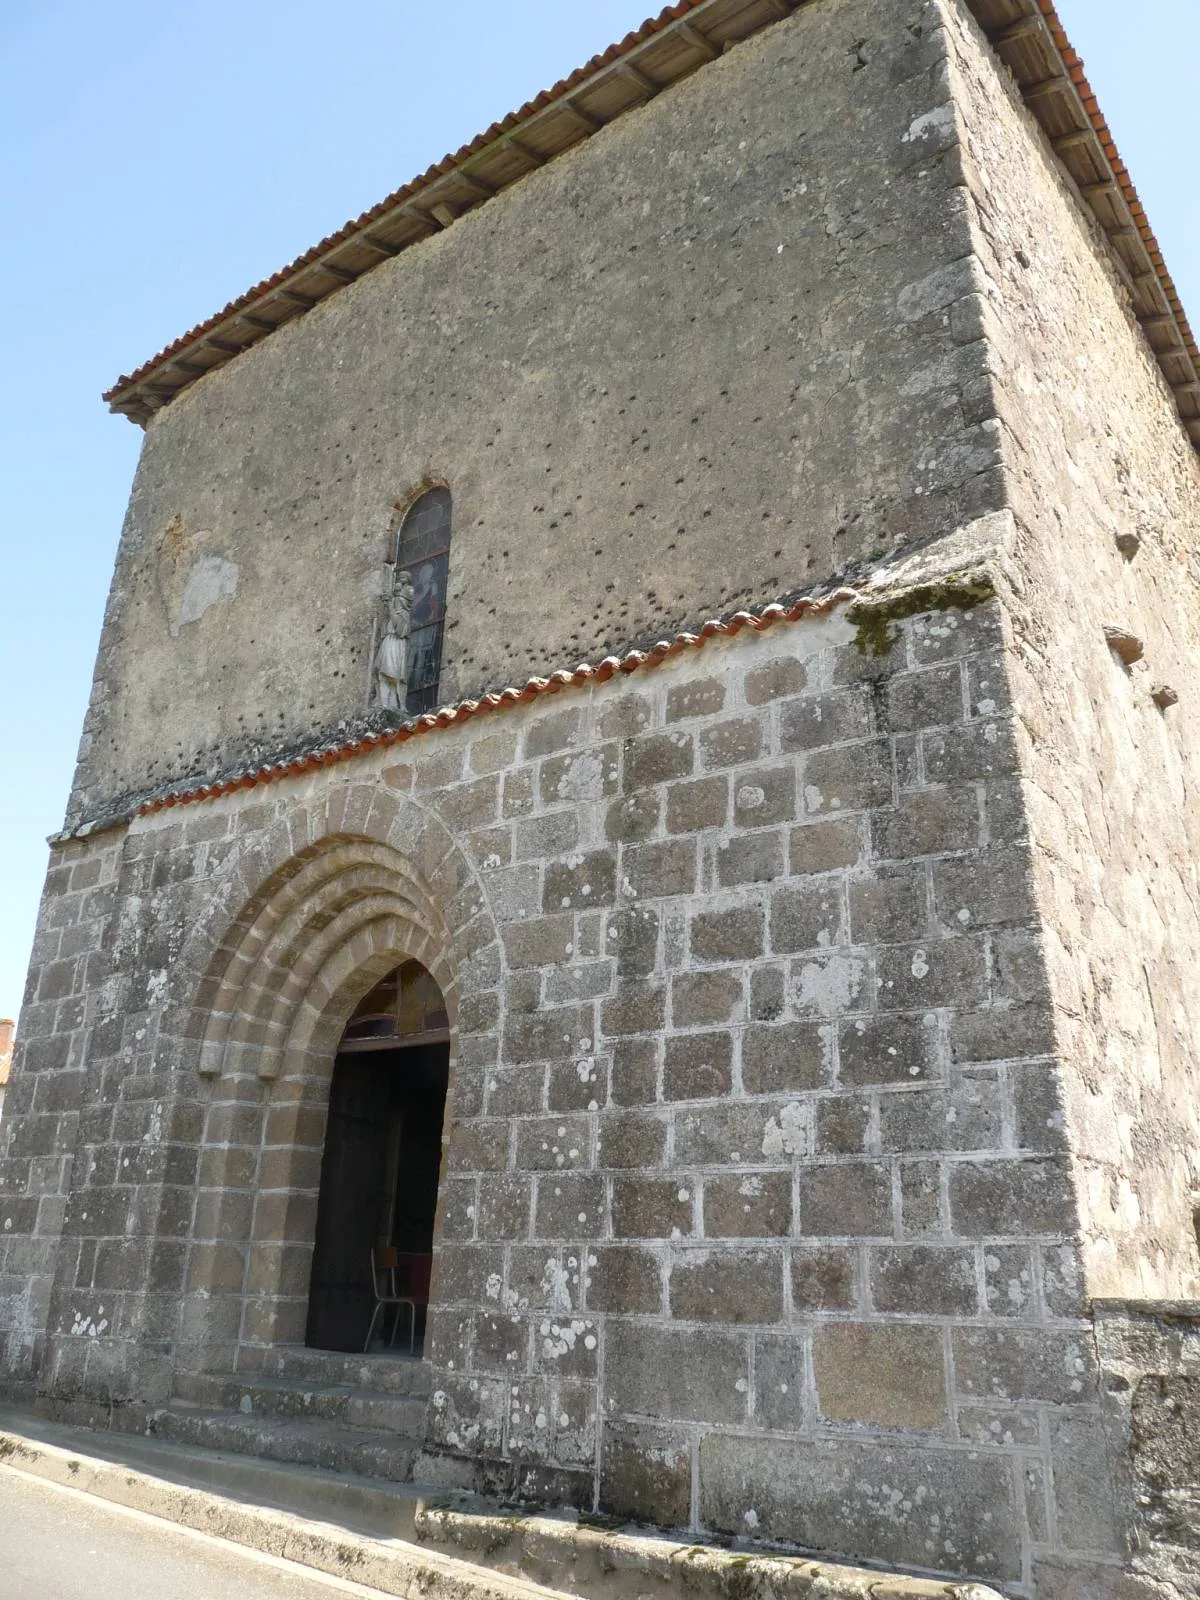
[0,1466,392,1600]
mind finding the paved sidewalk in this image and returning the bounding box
[0,1466,390,1600]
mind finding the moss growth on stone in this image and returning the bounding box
[847,570,996,657]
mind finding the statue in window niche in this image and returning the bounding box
[372,568,414,711]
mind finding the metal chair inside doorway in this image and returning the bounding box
[365,1246,432,1354]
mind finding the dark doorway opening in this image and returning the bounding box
[305,962,449,1355]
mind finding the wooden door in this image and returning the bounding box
[305,1054,393,1352]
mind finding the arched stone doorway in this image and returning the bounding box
[172,819,490,1380]
[307,959,450,1354]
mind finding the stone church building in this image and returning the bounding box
[3,1,1199,1595]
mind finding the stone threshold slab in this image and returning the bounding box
[0,1409,1003,1600]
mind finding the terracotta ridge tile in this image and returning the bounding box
[135,586,860,818]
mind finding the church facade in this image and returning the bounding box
[3,2,1199,1596]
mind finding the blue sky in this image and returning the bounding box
[0,1,1196,1023]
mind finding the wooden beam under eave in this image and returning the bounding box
[1022,75,1070,104]
[617,61,660,98]
[501,134,546,168]
[677,20,719,60]
[993,13,1043,45]
[559,99,602,135]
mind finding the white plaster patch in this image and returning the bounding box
[902,105,955,143]
[177,555,239,628]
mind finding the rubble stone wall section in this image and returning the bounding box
[1,601,1129,1593]
[944,0,1200,1303]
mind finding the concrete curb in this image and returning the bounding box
[0,1419,1006,1600]
[0,1427,569,1600]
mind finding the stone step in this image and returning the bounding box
[0,1405,1008,1600]
[172,1371,428,1435]
[148,1403,421,1483]
[254,1344,433,1397]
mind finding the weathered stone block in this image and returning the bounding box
[606,906,660,979]
[599,1420,691,1528]
[662,1031,732,1101]
[951,1003,1055,1064]
[689,903,764,963]
[665,775,728,835]
[953,1326,1095,1405]
[674,1102,776,1166]
[813,1094,869,1155]
[877,935,988,1011]
[598,694,652,741]
[474,1174,531,1241]
[800,739,893,816]
[514,1117,591,1172]
[796,1162,892,1238]
[540,745,620,806]
[744,655,806,706]
[788,816,865,874]
[596,1110,667,1169]
[625,731,693,790]
[748,964,785,1022]
[769,881,844,954]
[838,1013,938,1085]
[779,690,871,752]
[870,1245,978,1315]
[584,1246,663,1315]
[924,718,1018,783]
[666,677,726,722]
[611,1176,695,1239]
[533,1173,604,1240]
[715,830,784,886]
[699,717,762,770]
[503,1005,590,1064]
[872,783,979,861]
[543,850,616,912]
[669,1248,783,1323]
[601,982,666,1038]
[740,1020,827,1094]
[606,1321,749,1423]
[523,706,583,758]
[605,790,661,843]
[790,1245,857,1311]
[610,1036,659,1107]
[813,1321,947,1429]
[885,663,965,732]
[671,969,743,1027]
[982,1243,1035,1319]
[878,1076,1002,1153]
[899,1159,943,1238]
[622,839,697,901]
[703,1173,791,1238]
[848,864,927,946]
[698,1434,1021,1581]
[948,1157,1074,1237]
[932,847,1035,930]
[731,765,795,828]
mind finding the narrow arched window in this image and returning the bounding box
[395,487,451,714]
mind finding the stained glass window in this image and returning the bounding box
[395,488,451,715]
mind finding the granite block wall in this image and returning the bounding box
[1,598,1126,1592]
